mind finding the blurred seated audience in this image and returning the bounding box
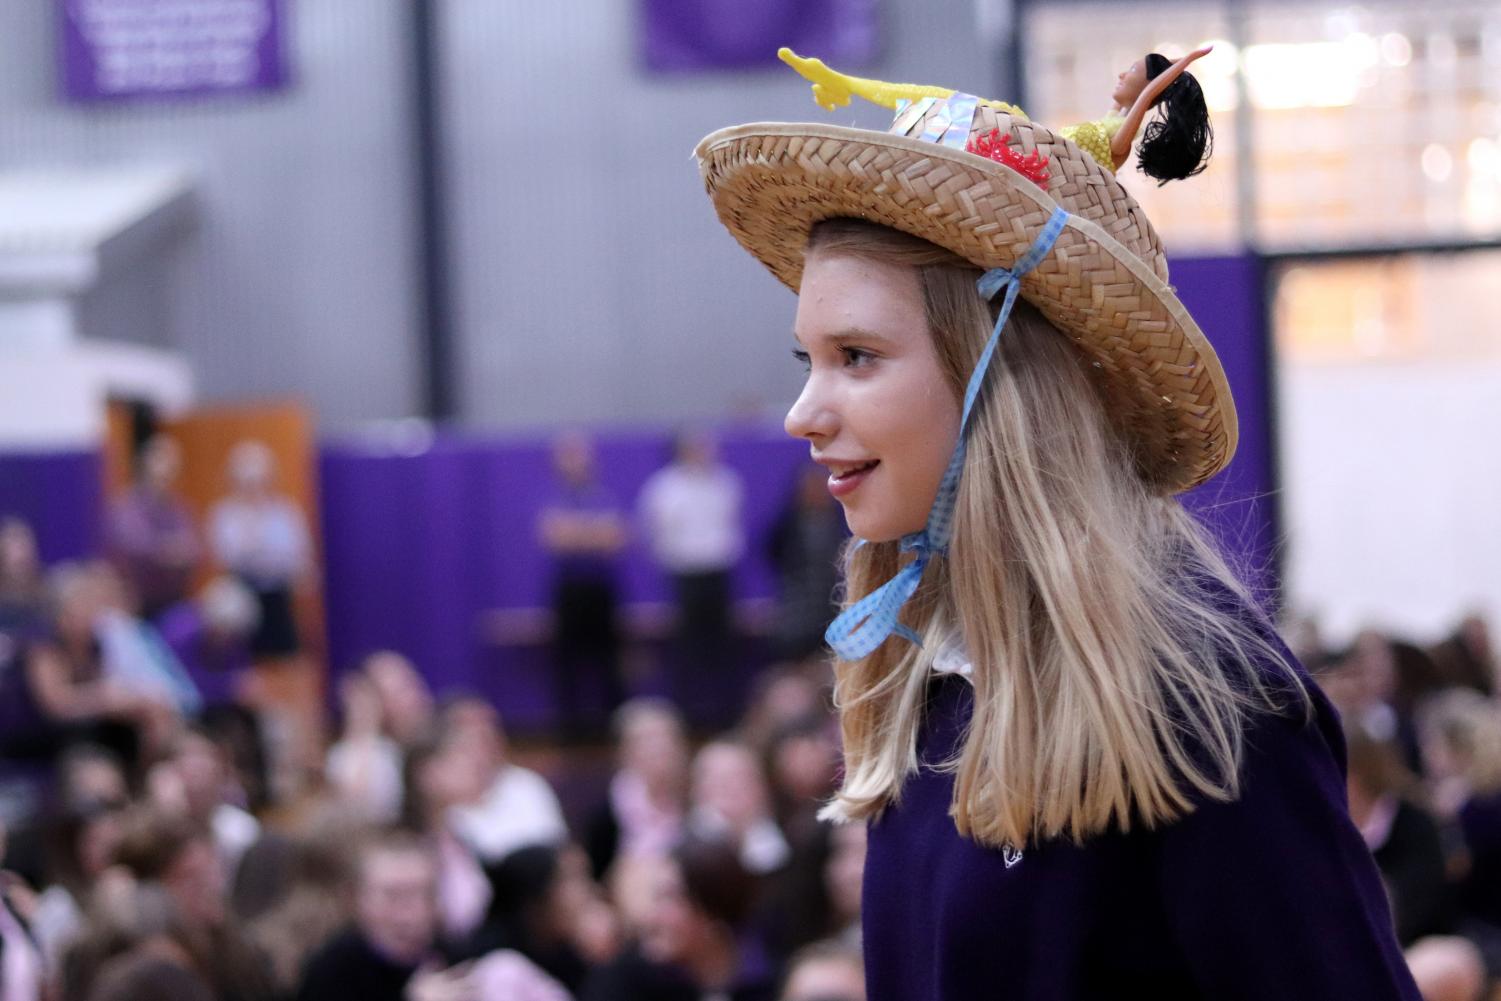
[1430,614,1497,697]
[461,842,621,995]
[365,650,437,750]
[584,698,690,885]
[401,731,491,945]
[0,516,45,642]
[761,819,865,963]
[1418,689,1501,978]
[91,562,200,719]
[107,435,200,623]
[583,835,775,1001]
[145,725,260,881]
[445,696,568,864]
[26,752,131,974]
[324,650,437,824]
[103,808,276,1001]
[0,814,45,1001]
[737,666,825,755]
[156,576,259,708]
[325,669,406,824]
[1346,730,1485,1001]
[765,466,844,662]
[234,820,357,996]
[763,715,839,836]
[2,563,176,771]
[778,939,865,1001]
[295,829,568,1001]
[689,742,789,877]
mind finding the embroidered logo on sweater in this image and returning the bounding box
[1002,844,1024,868]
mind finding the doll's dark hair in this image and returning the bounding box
[1138,52,1213,185]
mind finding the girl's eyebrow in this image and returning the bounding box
[791,326,896,347]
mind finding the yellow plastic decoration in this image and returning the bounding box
[778,48,1027,121]
[780,48,1130,174]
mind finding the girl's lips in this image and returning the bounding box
[828,460,879,499]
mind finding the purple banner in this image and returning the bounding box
[59,0,289,103]
[641,0,878,72]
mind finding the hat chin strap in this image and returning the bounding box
[823,207,1070,661]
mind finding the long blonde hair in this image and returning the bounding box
[808,219,1308,848]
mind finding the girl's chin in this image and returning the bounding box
[842,507,921,544]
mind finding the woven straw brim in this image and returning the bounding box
[694,121,1237,494]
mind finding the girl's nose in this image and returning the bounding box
[784,378,837,442]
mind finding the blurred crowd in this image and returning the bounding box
[1296,616,1501,1001]
[1,426,1498,1001]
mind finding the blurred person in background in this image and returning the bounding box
[296,830,565,1001]
[1430,614,1497,697]
[2,563,173,771]
[778,939,865,1001]
[295,831,452,1001]
[325,668,406,824]
[444,696,568,864]
[461,842,620,996]
[91,562,200,720]
[145,725,260,881]
[156,575,259,709]
[760,811,865,963]
[365,649,437,751]
[1418,689,1501,979]
[0,814,45,1001]
[235,820,358,997]
[209,440,312,661]
[107,435,200,623]
[584,698,690,885]
[584,835,775,1001]
[28,782,130,976]
[1346,731,1485,1001]
[765,466,845,661]
[762,715,839,836]
[59,876,202,1001]
[108,808,276,1001]
[639,431,745,726]
[539,430,628,742]
[736,666,825,755]
[0,516,45,642]
[688,742,788,878]
[400,731,491,946]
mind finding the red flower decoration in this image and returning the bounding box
[965,129,1050,190]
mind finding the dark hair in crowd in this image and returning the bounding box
[1137,52,1214,185]
[674,834,759,929]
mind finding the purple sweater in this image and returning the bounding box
[862,643,1421,998]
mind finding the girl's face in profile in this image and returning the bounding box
[786,251,961,542]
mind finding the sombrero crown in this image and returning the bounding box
[693,54,1235,494]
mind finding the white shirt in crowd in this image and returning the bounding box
[638,463,744,574]
[209,496,310,588]
[450,764,569,863]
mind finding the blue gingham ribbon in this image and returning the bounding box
[824,206,1070,660]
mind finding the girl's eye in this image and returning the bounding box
[791,349,811,373]
[842,347,875,368]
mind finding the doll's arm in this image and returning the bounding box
[1110,45,1212,168]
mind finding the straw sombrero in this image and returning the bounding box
[693,92,1236,495]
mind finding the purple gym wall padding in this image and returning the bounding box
[0,450,104,563]
[1172,254,1280,604]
